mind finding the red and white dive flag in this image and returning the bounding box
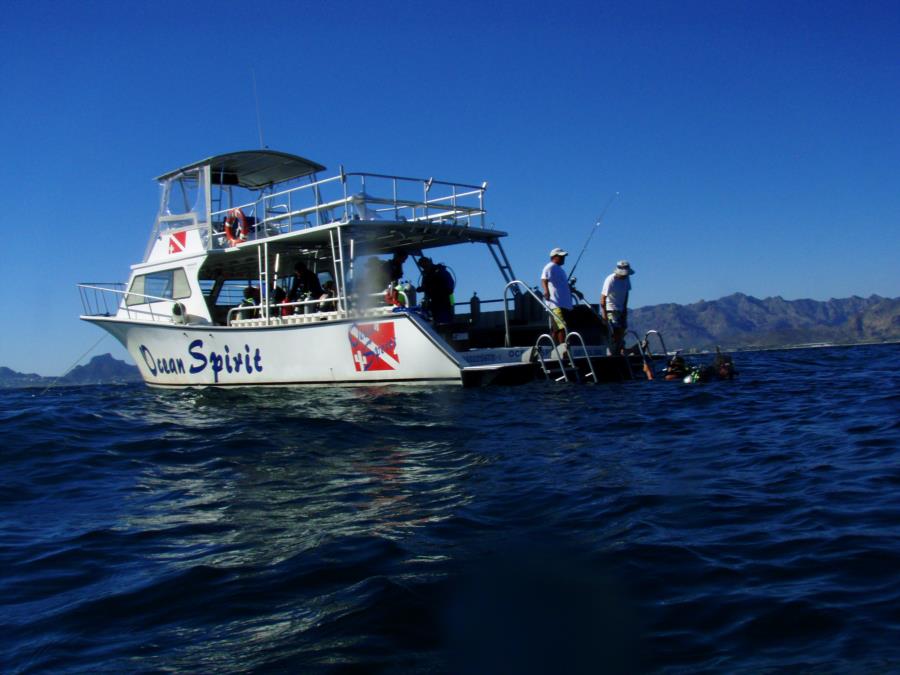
[349,322,399,371]
[168,231,187,255]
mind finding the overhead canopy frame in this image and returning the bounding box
[156,150,327,189]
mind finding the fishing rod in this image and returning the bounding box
[567,192,620,280]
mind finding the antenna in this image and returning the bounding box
[251,68,265,149]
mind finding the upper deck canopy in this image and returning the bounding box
[156,150,327,189]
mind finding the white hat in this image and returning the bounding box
[549,247,568,257]
[615,260,635,276]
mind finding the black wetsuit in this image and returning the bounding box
[420,264,455,324]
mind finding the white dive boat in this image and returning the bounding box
[78,150,665,387]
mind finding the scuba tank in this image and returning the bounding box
[469,291,481,324]
[400,281,416,307]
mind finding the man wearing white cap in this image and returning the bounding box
[541,247,573,344]
[601,260,635,355]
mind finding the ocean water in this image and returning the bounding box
[1,344,899,673]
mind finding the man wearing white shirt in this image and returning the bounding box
[541,247,573,344]
[601,260,635,355]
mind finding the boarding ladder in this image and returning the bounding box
[623,330,656,380]
[531,332,599,384]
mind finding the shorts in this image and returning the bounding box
[607,310,627,330]
[550,307,572,331]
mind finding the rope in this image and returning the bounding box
[35,333,108,397]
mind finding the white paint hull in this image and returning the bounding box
[85,313,464,386]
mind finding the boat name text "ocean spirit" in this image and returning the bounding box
[139,339,263,382]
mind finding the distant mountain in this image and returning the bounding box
[630,293,900,352]
[0,354,141,388]
[60,354,142,385]
[0,366,47,388]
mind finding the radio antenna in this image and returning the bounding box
[568,192,620,280]
[251,68,265,149]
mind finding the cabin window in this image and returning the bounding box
[207,280,259,306]
[164,170,202,216]
[127,268,191,306]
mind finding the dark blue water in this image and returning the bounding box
[2,344,899,673]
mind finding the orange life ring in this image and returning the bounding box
[224,208,250,246]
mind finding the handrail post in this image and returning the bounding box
[565,331,597,383]
[534,333,569,382]
[502,280,553,348]
[643,330,668,359]
[314,181,321,227]
[626,330,654,380]
[392,178,399,220]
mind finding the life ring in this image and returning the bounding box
[224,208,250,246]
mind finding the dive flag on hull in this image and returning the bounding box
[349,322,399,371]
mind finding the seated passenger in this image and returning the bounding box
[272,286,290,317]
[239,285,260,320]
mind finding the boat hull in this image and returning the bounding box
[84,313,463,386]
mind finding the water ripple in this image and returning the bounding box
[1,344,899,672]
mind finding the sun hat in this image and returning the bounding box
[615,260,635,276]
[549,247,568,257]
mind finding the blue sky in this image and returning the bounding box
[2,0,898,375]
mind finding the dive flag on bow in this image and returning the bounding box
[168,231,187,254]
[349,322,399,371]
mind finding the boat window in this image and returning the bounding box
[126,268,191,306]
[210,280,259,306]
[164,170,202,216]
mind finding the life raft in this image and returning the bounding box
[224,208,250,246]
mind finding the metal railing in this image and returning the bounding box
[642,330,669,359]
[225,288,413,326]
[532,333,571,382]
[77,283,185,323]
[206,170,487,250]
[566,331,598,383]
[226,294,337,325]
[502,280,555,347]
[78,282,127,317]
[625,330,656,380]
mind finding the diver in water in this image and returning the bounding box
[679,349,738,383]
[664,354,689,381]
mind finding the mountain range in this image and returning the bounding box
[630,293,900,352]
[2,293,898,386]
[0,353,142,388]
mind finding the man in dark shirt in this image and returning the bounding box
[289,261,323,306]
[418,257,455,325]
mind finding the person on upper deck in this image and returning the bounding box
[418,257,455,325]
[601,260,635,355]
[289,261,323,308]
[541,247,573,345]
